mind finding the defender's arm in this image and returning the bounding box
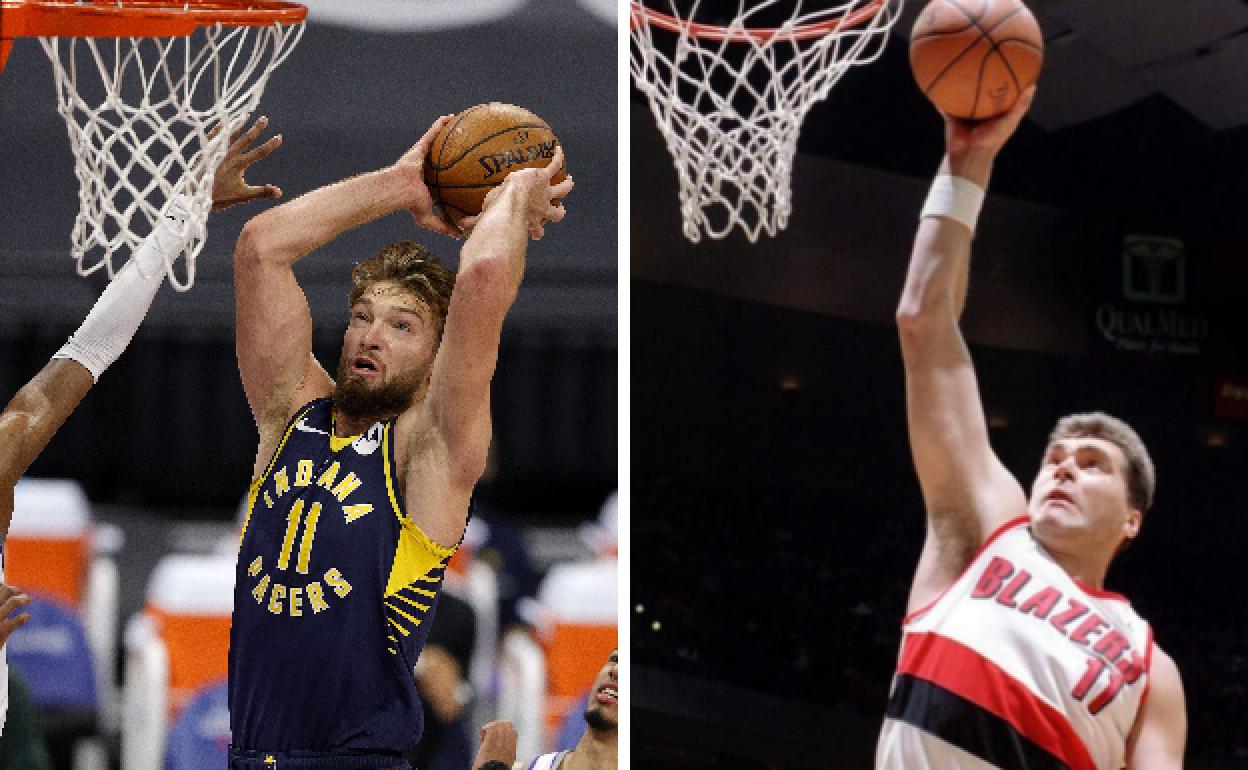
[402,150,573,547]
[0,361,94,495]
[0,118,280,533]
[1125,648,1186,769]
[898,91,1035,610]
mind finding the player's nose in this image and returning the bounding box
[360,320,385,348]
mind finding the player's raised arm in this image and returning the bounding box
[895,89,1036,596]
[233,116,460,473]
[0,118,281,529]
[402,149,573,547]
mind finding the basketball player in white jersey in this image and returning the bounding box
[516,649,617,770]
[876,86,1187,769]
[0,118,281,734]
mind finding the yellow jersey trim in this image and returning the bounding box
[382,421,457,599]
[393,593,431,613]
[381,422,405,524]
[328,408,362,453]
[388,602,425,629]
[241,401,316,542]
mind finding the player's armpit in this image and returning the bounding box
[0,359,94,489]
[1125,648,1186,770]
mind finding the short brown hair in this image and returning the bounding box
[349,242,455,338]
[1048,412,1155,513]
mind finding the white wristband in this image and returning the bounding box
[920,174,986,233]
[52,195,197,381]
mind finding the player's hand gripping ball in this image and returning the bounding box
[910,0,1044,120]
[423,102,567,225]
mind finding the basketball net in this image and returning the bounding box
[630,0,903,243]
[40,21,304,290]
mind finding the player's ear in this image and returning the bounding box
[1123,508,1142,540]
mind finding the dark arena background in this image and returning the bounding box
[0,1,616,768]
[632,0,1248,768]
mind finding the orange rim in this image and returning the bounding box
[0,1,307,39]
[629,0,884,43]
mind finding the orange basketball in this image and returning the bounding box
[423,102,565,221]
[910,0,1043,120]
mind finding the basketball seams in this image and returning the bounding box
[425,181,526,191]
[993,47,1022,102]
[914,0,1036,113]
[431,105,486,205]
[430,103,490,207]
[993,37,1043,53]
[915,0,1003,94]
[439,200,472,218]
[428,122,554,171]
[909,0,976,43]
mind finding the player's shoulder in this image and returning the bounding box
[1149,644,1182,687]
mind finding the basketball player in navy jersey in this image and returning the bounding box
[227,115,572,768]
[876,87,1187,769]
[0,118,281,735]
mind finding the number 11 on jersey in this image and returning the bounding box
[278,500,322,574]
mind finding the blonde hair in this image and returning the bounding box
[1048,412,1155,513]
[349,242,455,337]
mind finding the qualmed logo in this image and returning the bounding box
[1122,235,1185,305]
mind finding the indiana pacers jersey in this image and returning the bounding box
[229,397,457,753]
[877,516,1153,770]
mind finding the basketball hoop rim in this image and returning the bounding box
[629,0,886,43]
[0,0,307,40]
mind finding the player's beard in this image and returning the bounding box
[583,703,617,733]
[333,355,427,423]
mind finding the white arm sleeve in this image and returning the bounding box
[52,196,200,382]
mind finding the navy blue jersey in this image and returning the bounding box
[229,397,457,752]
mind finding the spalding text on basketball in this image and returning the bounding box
[478,140,558,179]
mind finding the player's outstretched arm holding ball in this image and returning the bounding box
[396,145,573,546]
[890,87,1186,768]
[895,87,1036,613]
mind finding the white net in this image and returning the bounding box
[630,0,903,242]
[40,19,304,290]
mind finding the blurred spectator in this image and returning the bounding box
[0,666,52,770]
[408,591,477,770]
[470,446,541,632]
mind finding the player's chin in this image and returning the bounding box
[585,701,618,730]
[1032,509,1090,540]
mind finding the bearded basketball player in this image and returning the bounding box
[0,118,280,735]
[227,115,573,769]
[875,87,1187,769]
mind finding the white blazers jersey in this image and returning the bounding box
[877,516,1154,770]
